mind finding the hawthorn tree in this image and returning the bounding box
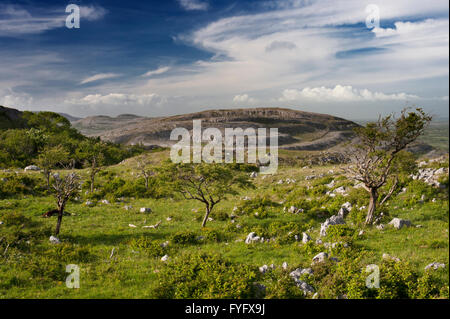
[51,171,80,235]
[344,108,431,225]
[160,162,253,227]
[137,159,155,190]
[78,140,105,193]
[35,145,70,188]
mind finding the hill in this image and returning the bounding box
[0,105,25,129]
[74,108,360,151]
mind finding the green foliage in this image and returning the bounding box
[153,253,260,298]
[0,111,144,168]
[265,272,305,299]
[235,195,279,216]
[128,236,166,257]
[210,210,229,221]
[377,260,418,299]
[325,224,354,242]
[170,231,198,245]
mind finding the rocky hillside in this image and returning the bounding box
[0,105,24,129]
[74,108,360,150]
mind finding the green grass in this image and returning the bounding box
[0,152,448,298]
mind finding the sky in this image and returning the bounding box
[0,0,448,120]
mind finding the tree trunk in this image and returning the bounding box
[145,177,149,190]
[55,208,63,235]
[46,171,50,189]
[380,176,398,206]
[90,174,95,193]
[365,187,378,225]
[201,205,211,228]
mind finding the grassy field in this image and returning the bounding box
[0,151,448,299]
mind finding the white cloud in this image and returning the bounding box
[0,92,33,108]
[233,94,257,104]
[79,5,108,21]
[143,0,448,102]
[177,0,209,11]
[142,66,170,77]
[280,85,420,102]
[0,4,107,36]
[65,93,165,106]
[80,73,121,85]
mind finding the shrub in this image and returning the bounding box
[153,253,260,298]
[265,272,305,299]
[170,231,198,245]
[128,236,166,257]
[210,210,229,221]
[325,224,354,242]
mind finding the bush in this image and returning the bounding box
[170,231,198,245]
[325,224,354,242]
[153,253,260,298]
[128,236,166,257]
[210,210,229,221]
[235,195,279,216]
[265,272,305,299]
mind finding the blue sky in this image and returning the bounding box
[0,0,448,119]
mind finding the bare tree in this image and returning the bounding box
[137,160,155,190]
[51,171,80,235]
[344,108,431,225]
[160,163,252,227]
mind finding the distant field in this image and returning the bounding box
[419,121,449,152]
[355,119,449,153]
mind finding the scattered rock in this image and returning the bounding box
[142,221,161,229]
[24,165,40,171]
[425,262,445,271]
[320,215,345,237]
[312,252,328,264]
[383,253,400,262]
[161,255,169,262]
[49,236,60,244]
[259,265,269,274]
[166,216,172,221]
[358,230,365,236]
[85,201,94,206]
[160,241,169,248]
[388,218,412,230]
[128,224,137,228]
[282,262,288,270]
[245,232,261,244]
[140,207,152,213]
[337,207,349,218]
[376,224,385,230]
[124,205,133,210]
[101,199,110,205]
[302,232,311,243]
[250,171,258,178]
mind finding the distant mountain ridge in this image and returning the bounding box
[1,105,437,154]
[73,107,361,151]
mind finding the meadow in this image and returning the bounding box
[0,150,448,299]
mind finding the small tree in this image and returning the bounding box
[160,162,253,227]
[35,145,70,188]
[51,171,80,235]
[137,159,155,190]
[79,140,105,193]
[344,108,431,225]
